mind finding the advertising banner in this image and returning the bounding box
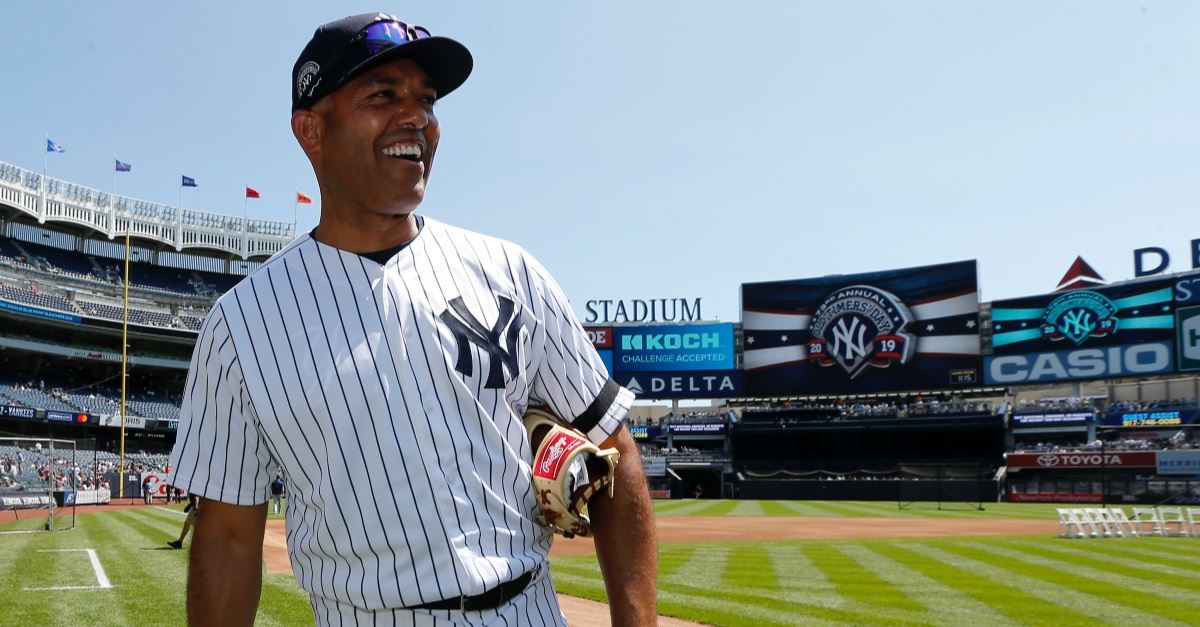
[986,278,1176,384]
[612,323,735,372]
[1103,409,1196,428]
[1176,271,1200,306]
[1009,492,1103,503]
[46,411,89,424]
[585,326,616,373]
[98,413,146,429]
[1178,306,1200,372]
[1157,450,1200,475]
[0,405,36,420]
[666,422,726,435]
[1006,451,1157,470]
[0,495,52,508]
[642,457,667,477]
[1010,412,1093,428]
[742,260,981,395]
[614,370,743,400]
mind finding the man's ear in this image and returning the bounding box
[291,109,322,154]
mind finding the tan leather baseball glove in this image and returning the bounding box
[524,407,620,538]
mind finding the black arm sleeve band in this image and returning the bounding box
[571,377,620,434]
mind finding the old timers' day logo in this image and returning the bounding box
[806,285,915,378]
[296,61,320,99]
[1041,291,1118,345]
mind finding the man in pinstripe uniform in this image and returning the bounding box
[167,13,657,626]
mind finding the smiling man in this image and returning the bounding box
[167,12,657,627]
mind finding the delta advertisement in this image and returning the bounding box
[741,260,981,395]
[986,277,1177,384]
[587,323,741,399]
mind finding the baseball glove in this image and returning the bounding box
[524,407,620,538]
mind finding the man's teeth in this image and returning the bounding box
[382,144,422,159]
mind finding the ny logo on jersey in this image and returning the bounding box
[439,296,527,389]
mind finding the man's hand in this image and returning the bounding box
[187,500,268,626]
[589,426,658,626]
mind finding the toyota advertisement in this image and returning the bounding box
[985,278,1177,384]
[741,260,981,395]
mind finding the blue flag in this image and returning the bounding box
[115,159,132,172]
[181,175,197,187]
[46,139,65,153]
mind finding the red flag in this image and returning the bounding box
[296,192,313,204]
[245,186,261,199]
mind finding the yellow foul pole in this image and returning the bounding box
[119,230,131,499]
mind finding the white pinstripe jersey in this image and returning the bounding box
[167,216,633,613]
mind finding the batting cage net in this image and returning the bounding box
[0,436,80,532]
[896,462,996,511]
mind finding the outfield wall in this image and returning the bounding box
[737,478,996,502]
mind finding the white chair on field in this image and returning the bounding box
[1158,507,1186,537]
[1069,508,1101,538]
[1107,508,1138,537]
[1056,508,1073,538]
[1088,508,1132,537]
[1132,507,1165,537]
[1185,508,1200,537]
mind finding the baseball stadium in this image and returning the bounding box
[0,156,1198,626]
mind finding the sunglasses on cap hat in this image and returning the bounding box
[292,14,472,111]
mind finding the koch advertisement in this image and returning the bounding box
[741,260,981,395]
[1179,306,1200,372]
[612,323,735,372]
[986,278,1177,384]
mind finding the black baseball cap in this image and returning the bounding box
[292,13,473,112]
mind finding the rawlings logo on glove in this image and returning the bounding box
[524,408,620,538]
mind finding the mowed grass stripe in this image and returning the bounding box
[769,545,844,609]
[663,545,729,589]
[962,540,1200,602]
[999,538,1200,580]
[955,541,1200,623]
[870,542,1096,626]
[727,500,765,516]
[654,499,727,516]
[774,501,836,516]
[1052,538,1200,569]
[552,568,800,627]
[722,544,779,591]
[839,544,1016,626]
[656,543,698,581]
[804,543,925,615]
[903,542,1162,625]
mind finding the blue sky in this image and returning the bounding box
[2,2,1198,322]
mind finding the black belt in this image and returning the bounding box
[410,569,536,612]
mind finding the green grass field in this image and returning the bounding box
[0,500,1196,626]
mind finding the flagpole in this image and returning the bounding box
[118,229,131,500]
[41,134,48,221]
[178,172,183,209]
[243,182,249,259]
[293,192,299,227]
